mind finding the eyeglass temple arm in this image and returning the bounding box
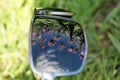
[34,8,74,18]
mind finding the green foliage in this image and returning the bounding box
[108,33,120,52]
[0,0,120,80]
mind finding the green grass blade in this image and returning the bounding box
[108,33,120,52]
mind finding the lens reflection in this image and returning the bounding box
[31,19,85,73]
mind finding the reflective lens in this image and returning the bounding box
[31,18,86,73]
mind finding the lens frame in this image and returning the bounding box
[28,8,88,78]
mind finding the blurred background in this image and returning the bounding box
[0,0,120,80]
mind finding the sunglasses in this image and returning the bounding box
[28,8,88,80]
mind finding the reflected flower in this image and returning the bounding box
[53,35,61,41]
[79,54,84,59]
[32,40,37,45]
[68,46,74,52]
[48,39,55,47]
[40,44,45,49]
[59,42,66,49]
[68,39,73,44]
[73,48,78,54]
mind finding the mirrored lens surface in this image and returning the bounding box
[31,18,86,73]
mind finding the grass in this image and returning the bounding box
[0,0,120,80]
